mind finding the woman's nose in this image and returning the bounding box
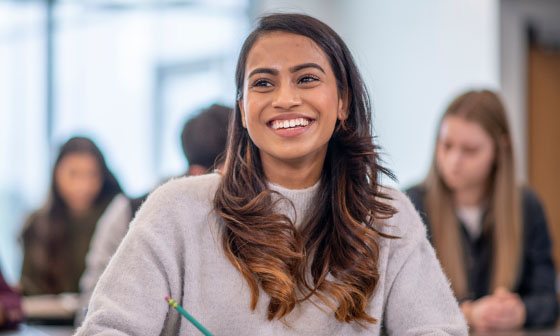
[271,83,301,110]
[447,149,463,168]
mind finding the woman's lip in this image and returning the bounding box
[267,117,315,129]
[268,120,315,137]
[267,113,314,123]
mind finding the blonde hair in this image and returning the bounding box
[424,90,521,299]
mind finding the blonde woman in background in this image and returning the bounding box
[407,90,558,331]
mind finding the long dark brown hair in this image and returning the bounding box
[214,13,397,325]
[423,90,521,299]
[21,136,121,293]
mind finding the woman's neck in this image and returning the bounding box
[69,208,89,218]
[453,183,488,207]
[261,152,325,190]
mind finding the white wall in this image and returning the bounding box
[251,0,500,188]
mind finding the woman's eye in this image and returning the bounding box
[298,75,319,84]
[462,147,478,155]
[252,79,272,87]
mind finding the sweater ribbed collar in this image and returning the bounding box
[267,179,321,228]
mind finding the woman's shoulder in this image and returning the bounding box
[135,173,222,219]
[403,184,426,211]
[23,209,42,224]
[151,172,220,198]
[376,186,427,242]
[21,208,45,237]
[102,193,130,214]
[374,187,436,284]
[521,186,545,212]
[403,184,425,199]
[520,185,550,234]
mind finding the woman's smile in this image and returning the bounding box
[267,113,316,137]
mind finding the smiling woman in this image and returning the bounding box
[76,13,467,335]
[238,31,345,189]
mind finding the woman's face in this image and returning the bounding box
[55,153,103,215]
[239,31,346,170]
[436,115,496,192]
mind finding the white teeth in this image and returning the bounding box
[271,118,311,130]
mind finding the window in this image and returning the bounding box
[0,0,249,284]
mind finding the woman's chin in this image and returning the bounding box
[443,179,465,192]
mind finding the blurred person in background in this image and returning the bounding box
[181,103,231,176]
[20,136,122,296]
[76,104,231,323]
[406,89,558,331]
[0,267,23,330]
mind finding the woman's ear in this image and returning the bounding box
[238,100,247,128]
[337,90,350,121]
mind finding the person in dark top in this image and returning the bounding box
[406,89,558,331]
[20,136,122,295]
[0,269,23,330]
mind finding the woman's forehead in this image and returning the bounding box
[58,152,100,168]
[245,32,330,71]
[439,116,493,144]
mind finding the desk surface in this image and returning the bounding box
[1,326,559,335]
[472,330,560,336]
[0,326,75,336]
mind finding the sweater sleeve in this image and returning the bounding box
[77,194,132,324]
[518,189,559,328]
[75,185,184,335]
[382,190,468,335]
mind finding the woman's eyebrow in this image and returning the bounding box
[247,63,326,79]
[290,63,325,74]
[247,68,278,79]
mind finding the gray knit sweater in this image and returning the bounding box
[75,173,467,335]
